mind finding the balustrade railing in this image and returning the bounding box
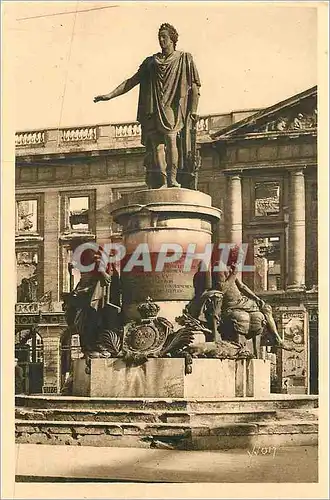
[15,131,45,146]
[114,118,210,137]
[15,116,211,149]
[61,127,97,142]
[115,123,142,138]
[197,116,209,132]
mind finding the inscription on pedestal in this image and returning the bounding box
[122,257,198,302]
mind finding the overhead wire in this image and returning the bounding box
[16,4,119,21]
[56,1,80,145]
[15,3,120,133]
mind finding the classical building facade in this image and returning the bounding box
[15,86,318,395]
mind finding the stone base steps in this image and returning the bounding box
[15,407,280,425]
[15,418,318,449]
[15,395,318,412]
[15,395,318,450]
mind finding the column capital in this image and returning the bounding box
[223,168,243,178]
[226,173,242,182]
[230,174,242,181]
[289,167,306,177]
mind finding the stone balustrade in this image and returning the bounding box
[197,116,209,132]
[114,117,210,137]
[15,131,45,147]
[15,111,257,155]
[115,123,142,138]
[61,127,97,142]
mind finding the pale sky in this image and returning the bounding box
[4,1,317,131]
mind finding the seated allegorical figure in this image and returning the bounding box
[186,247,289,353]
[62,248,122,357]
[211,263,284,347]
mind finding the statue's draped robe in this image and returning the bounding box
[136,51,201,171]
[70,264,121,351]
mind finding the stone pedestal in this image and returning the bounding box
[72,358,270,398]
[73,358,183,398]
[110,189,221,321]
[183,359,236,398]
[73,358,236,398]
[235,359,271,397]
[246,359,271,397]
[235,359,247,397]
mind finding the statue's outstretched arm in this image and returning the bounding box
[94,72,140,103]
[235,279,263,304]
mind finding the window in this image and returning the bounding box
[68,196,89,232]
[15,329,43,363]
[61,191,95,234]
[254,181,280,217]
[62,247,81,293]
[16,251,39,302]
[16,199,38,233]
[253,236,282,291]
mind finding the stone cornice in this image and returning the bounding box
[222,160,316,174]
[59,231,96,243]
[223,129,317,143]
[15,234,44,244]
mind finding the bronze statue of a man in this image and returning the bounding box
[94,23,201,189]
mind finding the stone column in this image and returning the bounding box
[227,174,242,245]
[287,169,306,290]
[95,185,112,245]
[43,190,60,300]
[226,174,243,279]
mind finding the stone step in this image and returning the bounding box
[15,419,318,450]
[15,395,318,412]
[275,408,319,421]
[15,407,279,425]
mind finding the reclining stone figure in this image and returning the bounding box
[185,261,299,357]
